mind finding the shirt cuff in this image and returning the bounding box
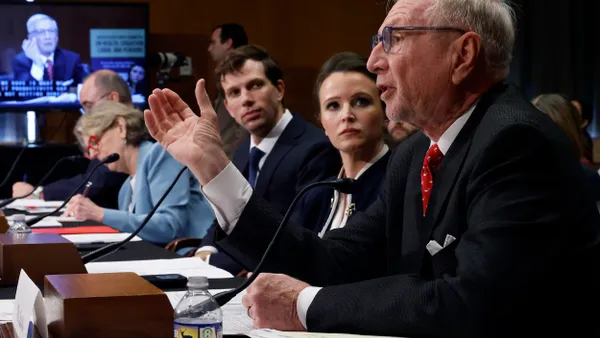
[30,62,44,81]
[195,246,218,255]
[296,286,322,329]
[202,162,253,235]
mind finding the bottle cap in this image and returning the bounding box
[12,214,25,221]
[187,276,209,289]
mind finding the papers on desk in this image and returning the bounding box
[2,199,63,209]
[167,289,254,335]
[62,233,142,244]
[0,300,12,323]
[85,257,233,279]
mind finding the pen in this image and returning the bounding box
[22,174,27,182]
[82,181,93,198]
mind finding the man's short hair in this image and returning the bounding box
[26,14,57,34]
[215,45,283,97]
[213,23,248,48]
[89,70,133,106]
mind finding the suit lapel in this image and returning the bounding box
[233,138,251,178]
[401,136,430,272]
[52,49,64,81]
[253,117,304,196]
[423,84,505,234]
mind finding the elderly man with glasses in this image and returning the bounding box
[12,14,84,84]
[12,69,129,208]
[144,0,600,336]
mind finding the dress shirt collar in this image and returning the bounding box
[431,103,477,155]
[40,53,55,66]
[249,109,293,157]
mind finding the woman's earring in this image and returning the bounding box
[123,138,127,145]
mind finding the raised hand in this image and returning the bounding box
[144,79,230,185]
[22,38,42,66]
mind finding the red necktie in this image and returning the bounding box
[46,60,54,81]
[421,144,444,216]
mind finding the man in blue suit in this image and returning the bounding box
[194,45,341,273]
[12,14,84,84]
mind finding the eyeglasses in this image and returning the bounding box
[371,26,467,53]
[80,92,112,114]
[30,28,58,36]
[85,135,100,157]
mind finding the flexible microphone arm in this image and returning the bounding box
[25,154,120,227]
[0,143,28,189]
[0,155,84,209]
[81,166,188,264]
[209,177,355,308]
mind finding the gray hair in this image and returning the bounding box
[81,100,148,146]
[26,14,57,34]
[387,0,516,79]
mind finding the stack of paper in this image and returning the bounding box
[5,215,61,228]
[2,199,65,214]
[85,257,233,279]
[62,233,142,244]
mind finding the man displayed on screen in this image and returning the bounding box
[12,14,84,84]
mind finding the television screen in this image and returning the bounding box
[0,2,148,112]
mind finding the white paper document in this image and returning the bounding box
[168,289,254,335]
[13,270,48,338]
[248,329,406,338]
[3,199,64,208]
[62,233,142,244]
[85,257,233,279]
[0,300,13,323]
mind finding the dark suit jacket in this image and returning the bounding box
[297,150,391,234]
[216,84,600,337]
[12,48,84,83]
[42,158,128,209]
[204,114,341,274]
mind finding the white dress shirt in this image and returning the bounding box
[197,109,293,261]
[31,53,54,82]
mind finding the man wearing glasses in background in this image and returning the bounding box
[12,69,128,208]
[12,14,84,84]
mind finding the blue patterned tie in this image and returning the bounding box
[248,147,265,188]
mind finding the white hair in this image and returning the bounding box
[424,0,516,79]
[26,14,58,34]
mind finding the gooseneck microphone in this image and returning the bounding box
[0,144,28,189]
[81,166,188,264]
[25,153,120,227]
[208,178,355,308]
[0,155,84,209]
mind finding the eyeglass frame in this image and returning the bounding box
[80,92,112,114]
[371,26,467,53]
[84,121,117,157]
[30,28,59,36]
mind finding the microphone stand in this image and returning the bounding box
[81,166,188,263]
[186,177,354,313]
[26,154,119,227]
[0,155,83,209]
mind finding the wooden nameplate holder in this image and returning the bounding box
[45,272,173,337]
[0,217,9,234]
[0,233,86,285]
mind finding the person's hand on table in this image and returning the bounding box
[63,194,104,222]
[12,182,35,198]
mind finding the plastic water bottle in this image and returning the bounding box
[173,276,223,338]
[9,214,31,233]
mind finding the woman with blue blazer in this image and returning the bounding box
[64,100,215,245]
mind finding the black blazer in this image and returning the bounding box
[12,48,84,83]
[203,114,341,274]
[42,158,128,209]
[297,150,391,234]
[216,84,600,337]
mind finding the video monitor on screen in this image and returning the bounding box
[0,2,148,112]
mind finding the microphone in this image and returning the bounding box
[25,153,120,227]
[0,142,28,189]
[81,166,188,264]
[197,178,355,310]
[0,155,84,209]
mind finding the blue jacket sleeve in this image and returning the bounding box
[102,148,202,244]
